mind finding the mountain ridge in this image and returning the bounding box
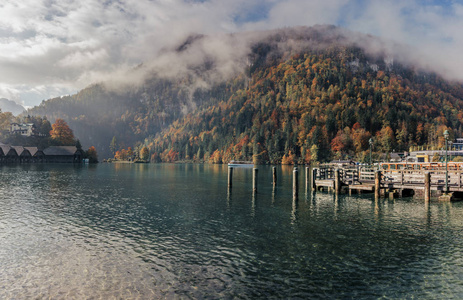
[25,25,463,161]
[0,98,25,116]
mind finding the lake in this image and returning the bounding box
[1,163,463,299]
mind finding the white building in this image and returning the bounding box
[10,123,35,137]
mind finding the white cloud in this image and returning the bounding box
[342,1,463,80]
[0,0,462,106]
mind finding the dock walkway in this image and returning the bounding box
[313,166,463,200]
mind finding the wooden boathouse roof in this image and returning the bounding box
[24,147,43,157]
[11,146,31,157]
[43,146,81,156]
[0,145,17,156]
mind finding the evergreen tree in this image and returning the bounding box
[110,136,118,157]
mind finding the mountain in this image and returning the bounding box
[0,98,25,116]
[26,25,463,162]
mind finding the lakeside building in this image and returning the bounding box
[9,123,48,137]
[389,138,463,163]
[408,150,463,163]
[0,143,83,163]
[10,123,35,137]
[453,138,463,150]
[25,147,45,162]
[43,146,84,163]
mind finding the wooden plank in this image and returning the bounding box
[315,179,334,188]
[349,184,374,191]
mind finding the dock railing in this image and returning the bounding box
[359,167,375,183]
[384,169,463,189]
[315,165,463,191]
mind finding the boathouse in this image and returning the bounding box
[1,145,18,163]
[43,146,84,163]
[12,146,32,163]
[25,147,45,163]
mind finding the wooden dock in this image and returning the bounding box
[313,166,463,201]
[226,164,461,201]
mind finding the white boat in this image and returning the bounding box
[228,160,254,168]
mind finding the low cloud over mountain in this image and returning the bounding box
[1,1,463,106]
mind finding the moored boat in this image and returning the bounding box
[228,160,254,168]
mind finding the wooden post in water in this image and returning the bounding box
[305,167,310,191]
[272,167,277,187]
[293,167,299,198]
[312,168,317,191]
[334,169,341,194]
[253,168,258,193]
[424,172,431,203]
[375,170,382,199]
[228,167,233,188]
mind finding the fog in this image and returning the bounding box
[0,0,462,106]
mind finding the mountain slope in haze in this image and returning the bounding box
[28,76,244,158]
[26,25,463,162]
[0,98,25,116]
[146,47,463,164]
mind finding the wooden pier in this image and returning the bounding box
[313,166,463,200]
[226,164,462,201]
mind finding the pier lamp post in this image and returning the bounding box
[369,138,373,168]
[444,130,449,193]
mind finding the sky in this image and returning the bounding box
[0,0,462,108]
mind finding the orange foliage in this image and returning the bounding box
[50,118,75,145]
[281,151,295,165]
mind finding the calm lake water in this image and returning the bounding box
[1,163,463,299]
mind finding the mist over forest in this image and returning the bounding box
[25,25,463,162]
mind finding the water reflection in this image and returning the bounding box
[271,187,276,207]
[425,201,432,228]
[2,164,463,298]
[226,188,231,210]
[251,193,256,218]
[291,196,298,225]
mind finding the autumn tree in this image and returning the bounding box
[210,149,223,164]
[0,110,13,140]
[310,144,319,163]
[281,150,295,165]
[86,146,98,163]
[140,146,150,161]
[127,147,134,160]
[50,118,75,145]
[376,126,396,153]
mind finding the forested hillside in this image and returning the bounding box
[28,78,243,158]
[26,26,463,163]
[145,47,463,164]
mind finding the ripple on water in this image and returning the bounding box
[2,165,463,298]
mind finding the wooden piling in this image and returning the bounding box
[312,168,317,191]
[293,167,299,198]
[334,169,341,194]
[253,168,258,193]
[375,170,381,199]
[228,167,233,188]
[272,167,277,187]
[305,167,309,191]
[424,172,431,203]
